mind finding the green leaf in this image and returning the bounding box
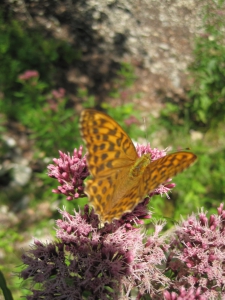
[0,271,14,300]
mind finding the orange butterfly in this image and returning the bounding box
[80,109,197,223]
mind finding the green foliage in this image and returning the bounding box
[0,14,81,299]
[0,271,14,300]
[0,14,80,96]
[77,88,96,108]
[109,62,136,98]
[159,101,189,132]
[2,76,80,156]
[188,2,225,130]
[0,227,26,299]
[0,14,82,157]
[160,0,225,132]
[0,229,23,255]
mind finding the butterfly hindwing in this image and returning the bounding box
[141,152,197,195]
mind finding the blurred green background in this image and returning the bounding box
[0,0,225,299]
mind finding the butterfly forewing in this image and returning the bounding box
[80,109,138,177]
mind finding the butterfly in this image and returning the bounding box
[80,109,197,223]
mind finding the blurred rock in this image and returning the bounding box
[190,130,204,141]
[12,164,32,186]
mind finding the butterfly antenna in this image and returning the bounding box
[176,147,192,151]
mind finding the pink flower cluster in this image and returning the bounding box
[47,146,89,200]
[21,207,169,299]
[18,70,39,80]
[124,115,139,126]
[21,144,225,299]
[164,203,225,299]
[21,202,225,299]
[45,88,66,112]
[164,286,204,300]
[51,87,66,99]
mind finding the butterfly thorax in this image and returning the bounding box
[129,153,151,178]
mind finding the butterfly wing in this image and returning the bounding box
[80,109,138,177]
[80,109,197,223]
[86,152,197,223]
[139,151,197,196]
[85,167,136,223]
[97,175,146,223]
[80,109,139,221]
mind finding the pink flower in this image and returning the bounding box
[21,134,225,298]
[47,146,89,200]
[45,99,59,112]
[164,287,205,300]
[166,205,225,299]
[20,122,225,299]
[21,207,169,299]
[51,88,66,99]
[124,115,139,126]
[18,70,39,80]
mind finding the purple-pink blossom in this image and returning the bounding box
[165,205,225,299]
[18,70,39,80]
[164,287,205,300]
[21,142,210,299]
[51,88,66,99]
[21,204,225,299]
[45,88,66,112]
[21,207,169,299]
[47,146,89,200]
[124,115,139,126]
